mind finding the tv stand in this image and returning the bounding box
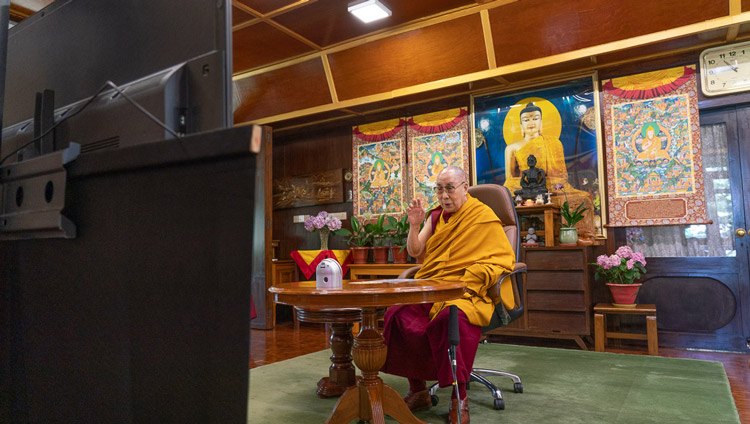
[1,125,263,423]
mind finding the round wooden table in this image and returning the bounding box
[270,279,465,424]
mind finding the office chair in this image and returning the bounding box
[398,184,527,410]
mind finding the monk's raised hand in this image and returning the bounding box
[406,198,424,226]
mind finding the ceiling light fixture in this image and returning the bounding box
[347,0,391,24]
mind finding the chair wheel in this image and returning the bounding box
[514,382,523,393]
[430,394,439,406]
[494,398,505,410]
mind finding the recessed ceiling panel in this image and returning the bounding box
[234,0,301,15]
[233,58,332,123]
[233,22,316,73]
[490,0,727,66]
[232,6,254,27]
[329,14,487,100]
[273,0,476,48]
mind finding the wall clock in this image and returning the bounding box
[700,41,750,96]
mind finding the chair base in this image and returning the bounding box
[428,368,523,411]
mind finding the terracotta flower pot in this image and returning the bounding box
[391,246,408,264]
[607,283,642,308]
[350,246,369,264]
[372,246,390,264]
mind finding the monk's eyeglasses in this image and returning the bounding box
[434,181,467,194]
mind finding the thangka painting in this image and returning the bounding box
[472,76,606,238]
[407,107,470,210]
[601,65,708,226]
[352,118,408,218]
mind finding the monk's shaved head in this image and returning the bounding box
[437,166,467,183]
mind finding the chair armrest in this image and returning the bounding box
[398,265,422,279]
[487,265,526,310]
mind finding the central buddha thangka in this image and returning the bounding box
[503,101,594,236]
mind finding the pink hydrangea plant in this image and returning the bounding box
[593,246,647,284]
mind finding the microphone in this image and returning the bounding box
[448,304,460,346]
[447,305,462,424]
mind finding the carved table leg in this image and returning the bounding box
[327,307,426,424]
[317,322,356,398]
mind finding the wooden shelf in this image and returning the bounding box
[515,203,560,246]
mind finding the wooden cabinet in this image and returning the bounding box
[486,246,593,349]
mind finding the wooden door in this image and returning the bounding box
[632,106,750,351]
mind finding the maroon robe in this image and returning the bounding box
[381,301,481,387]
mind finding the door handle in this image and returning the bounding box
[736,228,747,237]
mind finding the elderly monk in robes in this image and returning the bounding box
[380,166,515,424]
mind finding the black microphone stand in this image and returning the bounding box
[447,305,462,424]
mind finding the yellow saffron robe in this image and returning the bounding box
[415,194,515,327]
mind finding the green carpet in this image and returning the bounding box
[248,344,740,423]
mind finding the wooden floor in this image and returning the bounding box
[251,321,750,423]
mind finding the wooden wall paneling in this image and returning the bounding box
[272,0,478,48]
[488,0,728,67]
[328,14,488,100]
[272,126,354,260]
[233,59,332,123]
[743,0,750,12]
[232,21,316,73]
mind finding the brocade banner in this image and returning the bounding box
[601,65,708,226]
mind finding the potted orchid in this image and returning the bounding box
[593,245,648,307]
[304,211,344,251]
[553,183,588,245]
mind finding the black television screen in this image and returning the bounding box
[1,0,232,161]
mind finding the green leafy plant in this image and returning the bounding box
[335,215,371,247]
[554,183,588,228]
[384,214,409,253]
[365,214,390,247]
[560,200,588,228]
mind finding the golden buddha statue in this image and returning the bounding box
[503,102,571,193]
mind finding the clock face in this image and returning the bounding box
[701,42,750,96]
